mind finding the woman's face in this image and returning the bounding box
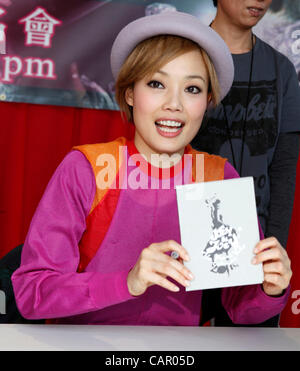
[125,49,210,163]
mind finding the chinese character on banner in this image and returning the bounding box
[19,7,61,48]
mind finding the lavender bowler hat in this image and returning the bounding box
[110,11,234,101]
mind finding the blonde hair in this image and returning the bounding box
[115,35,220,122]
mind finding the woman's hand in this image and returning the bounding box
[252,237,292,296]
[127,240,194,296]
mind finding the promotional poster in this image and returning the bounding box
[0,0,298,110]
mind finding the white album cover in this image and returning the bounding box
[176,177,264,291]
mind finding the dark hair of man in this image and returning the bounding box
[212,0,218,7]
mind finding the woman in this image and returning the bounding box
[12,11,291,325]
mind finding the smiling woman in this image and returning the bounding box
[124,49,211,161]
[115,35,220,123]
[11,11,292,327]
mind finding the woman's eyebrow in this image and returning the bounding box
[156,70,168,76]
[156,70,206,83]
[185,75,206,83]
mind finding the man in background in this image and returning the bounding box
[192,0,300,327]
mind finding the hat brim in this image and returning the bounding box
[110,11,234,102]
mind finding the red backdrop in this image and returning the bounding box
[0,101,134,257]
[0,101,299,327]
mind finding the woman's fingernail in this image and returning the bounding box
[185,280,190,287]
[188,272,194,280]
[251,257,257,264]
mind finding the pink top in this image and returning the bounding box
[11,147,289,325]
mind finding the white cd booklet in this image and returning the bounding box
[176,177,264,291]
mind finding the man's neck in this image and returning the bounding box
[211,16,254,54]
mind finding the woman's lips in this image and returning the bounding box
[155,119,185,138]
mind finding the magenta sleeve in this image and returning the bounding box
[221,284,290,324]
[11,150,134,320]
[223,160,240,180]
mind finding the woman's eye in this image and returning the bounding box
[147,80,164,89]
[186,86,201,94]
